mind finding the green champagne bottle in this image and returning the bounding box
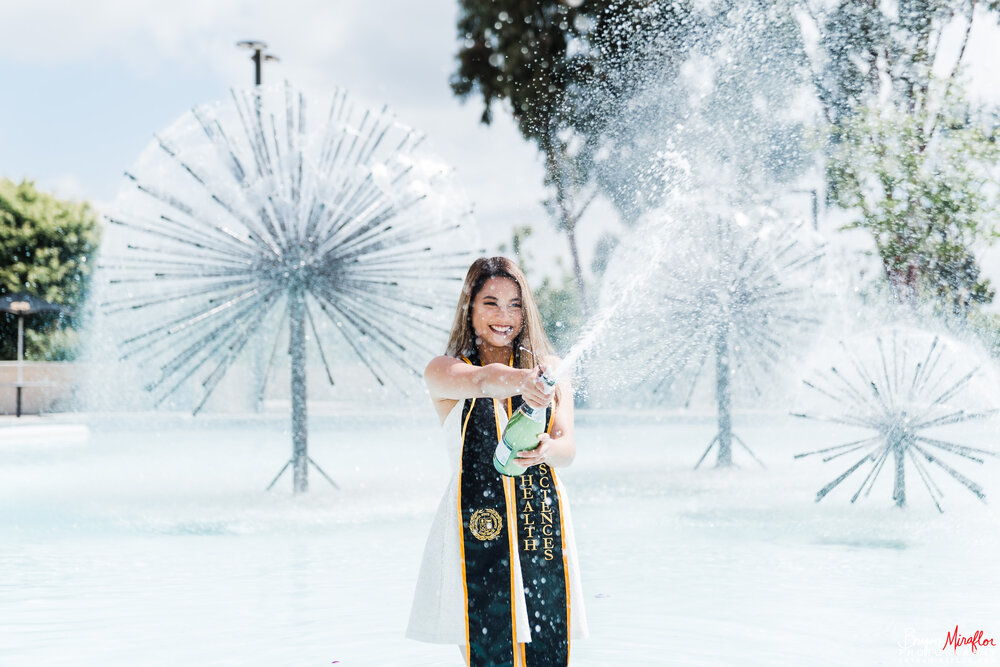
[493,372,556,477]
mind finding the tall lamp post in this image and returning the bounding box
[236,39,279,417]
[236,40,280,85]
[1,294,67,417]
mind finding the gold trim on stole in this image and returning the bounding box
[457,396,476,666]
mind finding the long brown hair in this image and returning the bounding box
[445,256,556,373]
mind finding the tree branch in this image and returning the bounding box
[569,188,599,229]
[928,0,977,142]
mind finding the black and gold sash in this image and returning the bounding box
[457,356,570,667]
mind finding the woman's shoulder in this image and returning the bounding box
[426,356,462,425]
[424,355,475,410]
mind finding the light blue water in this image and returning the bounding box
[1,411,997,665]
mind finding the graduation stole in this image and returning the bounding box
[457,354,571,667]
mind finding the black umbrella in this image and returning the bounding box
[1,293,69,417]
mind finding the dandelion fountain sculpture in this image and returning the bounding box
[100,82,477,493]
[594,202,827,468]
[794,328,999,511]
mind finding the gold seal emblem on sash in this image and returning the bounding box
[469,508,503,541]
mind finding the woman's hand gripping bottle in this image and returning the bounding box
[493,370,556,477]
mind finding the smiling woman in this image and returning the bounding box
[470,276,523,358]
[407,256,588,666]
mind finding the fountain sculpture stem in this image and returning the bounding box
[715,325,733,467]
[290,287,308,493]
[893,437,907,507]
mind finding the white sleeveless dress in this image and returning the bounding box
[406,399,589,644]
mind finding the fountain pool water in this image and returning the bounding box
[2,409,997,666]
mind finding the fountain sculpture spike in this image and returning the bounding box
[794,328,998,511]
[101,82,477,493]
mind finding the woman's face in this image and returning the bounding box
[471,276,523,352]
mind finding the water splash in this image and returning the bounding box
[554,239,667,382]
[589,199,829,468]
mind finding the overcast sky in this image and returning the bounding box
[0,0,603,276]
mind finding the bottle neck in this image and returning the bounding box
[519,403,547,421]
[518,372,554,421]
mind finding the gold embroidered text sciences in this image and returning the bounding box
[468,508,503,541]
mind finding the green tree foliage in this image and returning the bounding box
[804,0,1000,312]
[458,0,1000,330]
[450,0,699,157]
[0,179,101,360]
[452,0,625,314]
[808,0,990,126]
[452,0,589,138]
[826,90,999,313]
[452,0,809,293]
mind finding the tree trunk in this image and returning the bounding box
[885,257,920,306]
[563,222,589,319]
[543,137,590,318]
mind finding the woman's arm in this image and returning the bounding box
[424,355,542,402]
